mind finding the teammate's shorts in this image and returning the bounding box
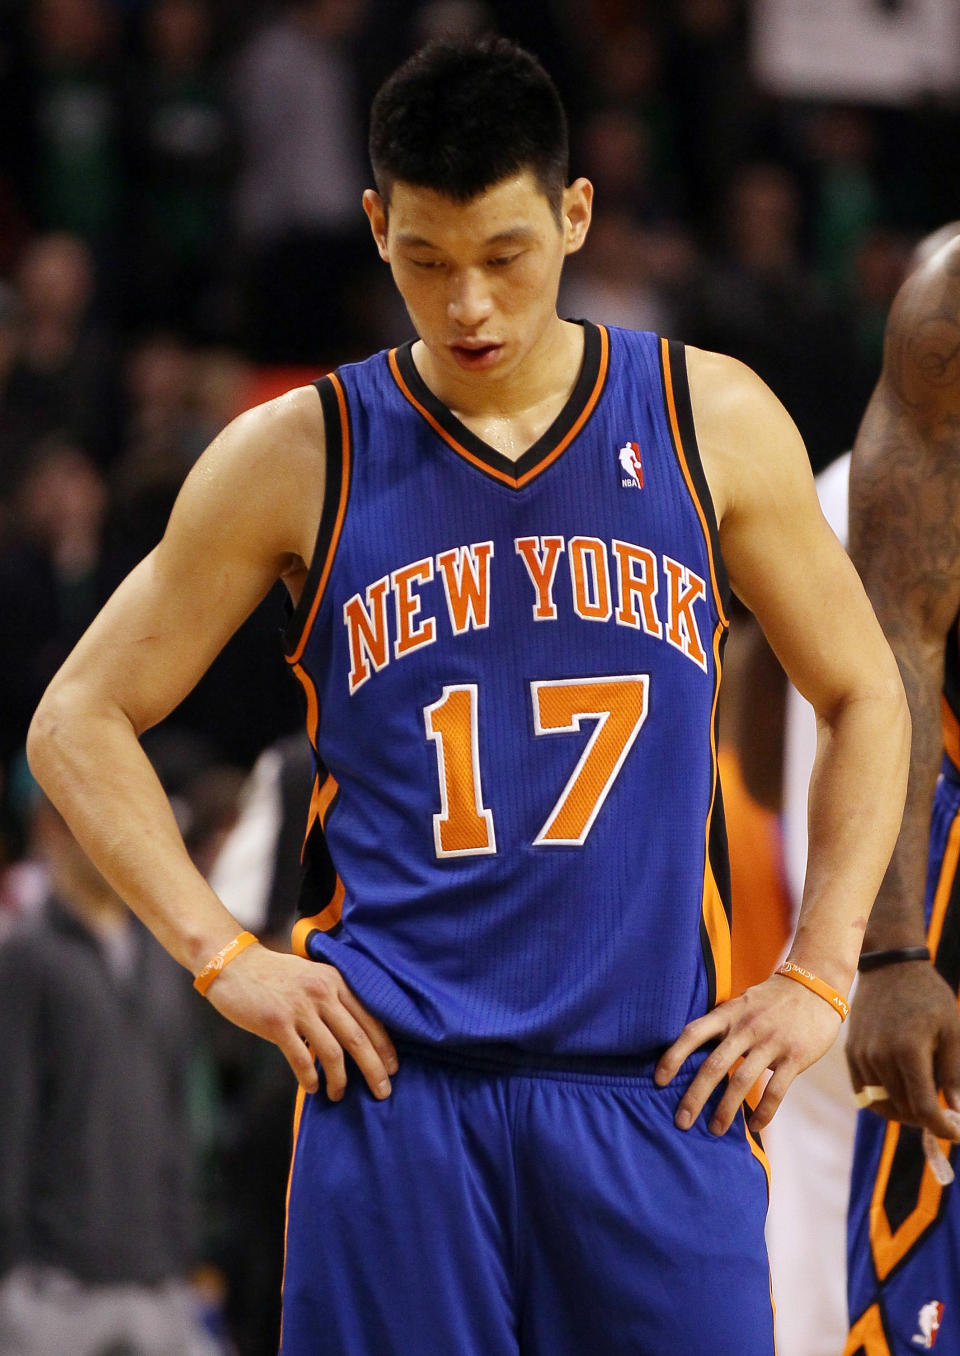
[845,758,960,1356]
[280,1042,774,1355]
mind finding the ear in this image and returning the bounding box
[562,178,594,257]
[362,189,390,262]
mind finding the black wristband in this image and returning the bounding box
[857,946,931,973]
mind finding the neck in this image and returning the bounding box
[414,317,584,420]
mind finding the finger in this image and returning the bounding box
[338,985,399,1074]
[275,1023,325,1095]
[936,1023,960,1116]
[655,1011,729,1087]
[706,1053,776,1137]
[297,1019,350,1100]
[673,1037,746,1130]
[322,1005,393,1100]
[748,1067,795,1133]
[893,1051,960,1135]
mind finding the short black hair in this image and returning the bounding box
[369,37,569,220]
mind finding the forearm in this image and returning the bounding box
[862,657,943,949]
[790,683,910,992]
[27,692,243,973]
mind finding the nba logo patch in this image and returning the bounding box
[912,1300,945,1348]
[618,441,643,489]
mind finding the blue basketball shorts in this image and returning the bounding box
[280,1043,774,1355]
[845,760,960,1355]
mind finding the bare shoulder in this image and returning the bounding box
[878,234,960,429]
[850,237,960,630]
[167,382,326,571]
[680,346,895,716]
[682,345,814,528]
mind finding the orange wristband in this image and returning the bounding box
[775,961,850,1022]
[193,930,258,996]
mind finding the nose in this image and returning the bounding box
[448,268,493,329]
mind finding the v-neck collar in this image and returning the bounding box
[388,321,609,490]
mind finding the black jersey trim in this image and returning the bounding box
[389,321,607,489]
[284,374,351,661]
[659,339,731,619]
[708,695,733,937]
[942,609,960,771]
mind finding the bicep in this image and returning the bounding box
[690,352,898,717]
[850,386,960,664]
[726,485,891,718]
[53,537,282,735]
[41,395,322,734]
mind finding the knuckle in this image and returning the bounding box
[344,1028,368,1055]
[263,1010,291,1042]
[728,1065,755,1092]
[320,1052,346,1082]
[310,977,335,1005]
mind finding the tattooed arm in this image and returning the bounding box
[846,234,960,1136]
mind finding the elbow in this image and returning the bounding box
[25,677,81,793]
[25,687,64,790]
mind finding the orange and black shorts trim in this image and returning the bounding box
[284,372,353,664]
[863,794,960,1284]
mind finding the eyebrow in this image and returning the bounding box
[395,227,538,249]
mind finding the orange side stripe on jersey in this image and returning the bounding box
[927,795,960,959]
[287,372,352,666]
[941,696,960,775]
[298,771,339,864]
[290,662,320,749]
[742,1108,772,1192]
[702,622,732,1003]
[842,1303,893,1356]
[315,772,338,829]
[659,338,729,629]
[387,328,609,490]
[868,1118,945,1282]
[280,1082,308,1345]
[291,876,346,958]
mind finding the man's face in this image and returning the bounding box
[364,171,591,386]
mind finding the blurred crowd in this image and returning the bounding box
[0,0,958,1351]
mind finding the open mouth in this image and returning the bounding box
[450,342,502,369]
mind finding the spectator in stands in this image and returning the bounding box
[25,0,127,248]
[682,161,864,472]
[2,233,118,468]
[0,794,219,1356]
[230,0,374,363]
[0,438,123,782]
[129,0,237,339]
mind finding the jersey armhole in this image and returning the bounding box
[284,373,352,662]
[658,338,731,626]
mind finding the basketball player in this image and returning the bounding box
[27,39,908,1355]
[843,227,960,1355]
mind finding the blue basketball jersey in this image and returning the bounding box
[284,323,731,1057]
